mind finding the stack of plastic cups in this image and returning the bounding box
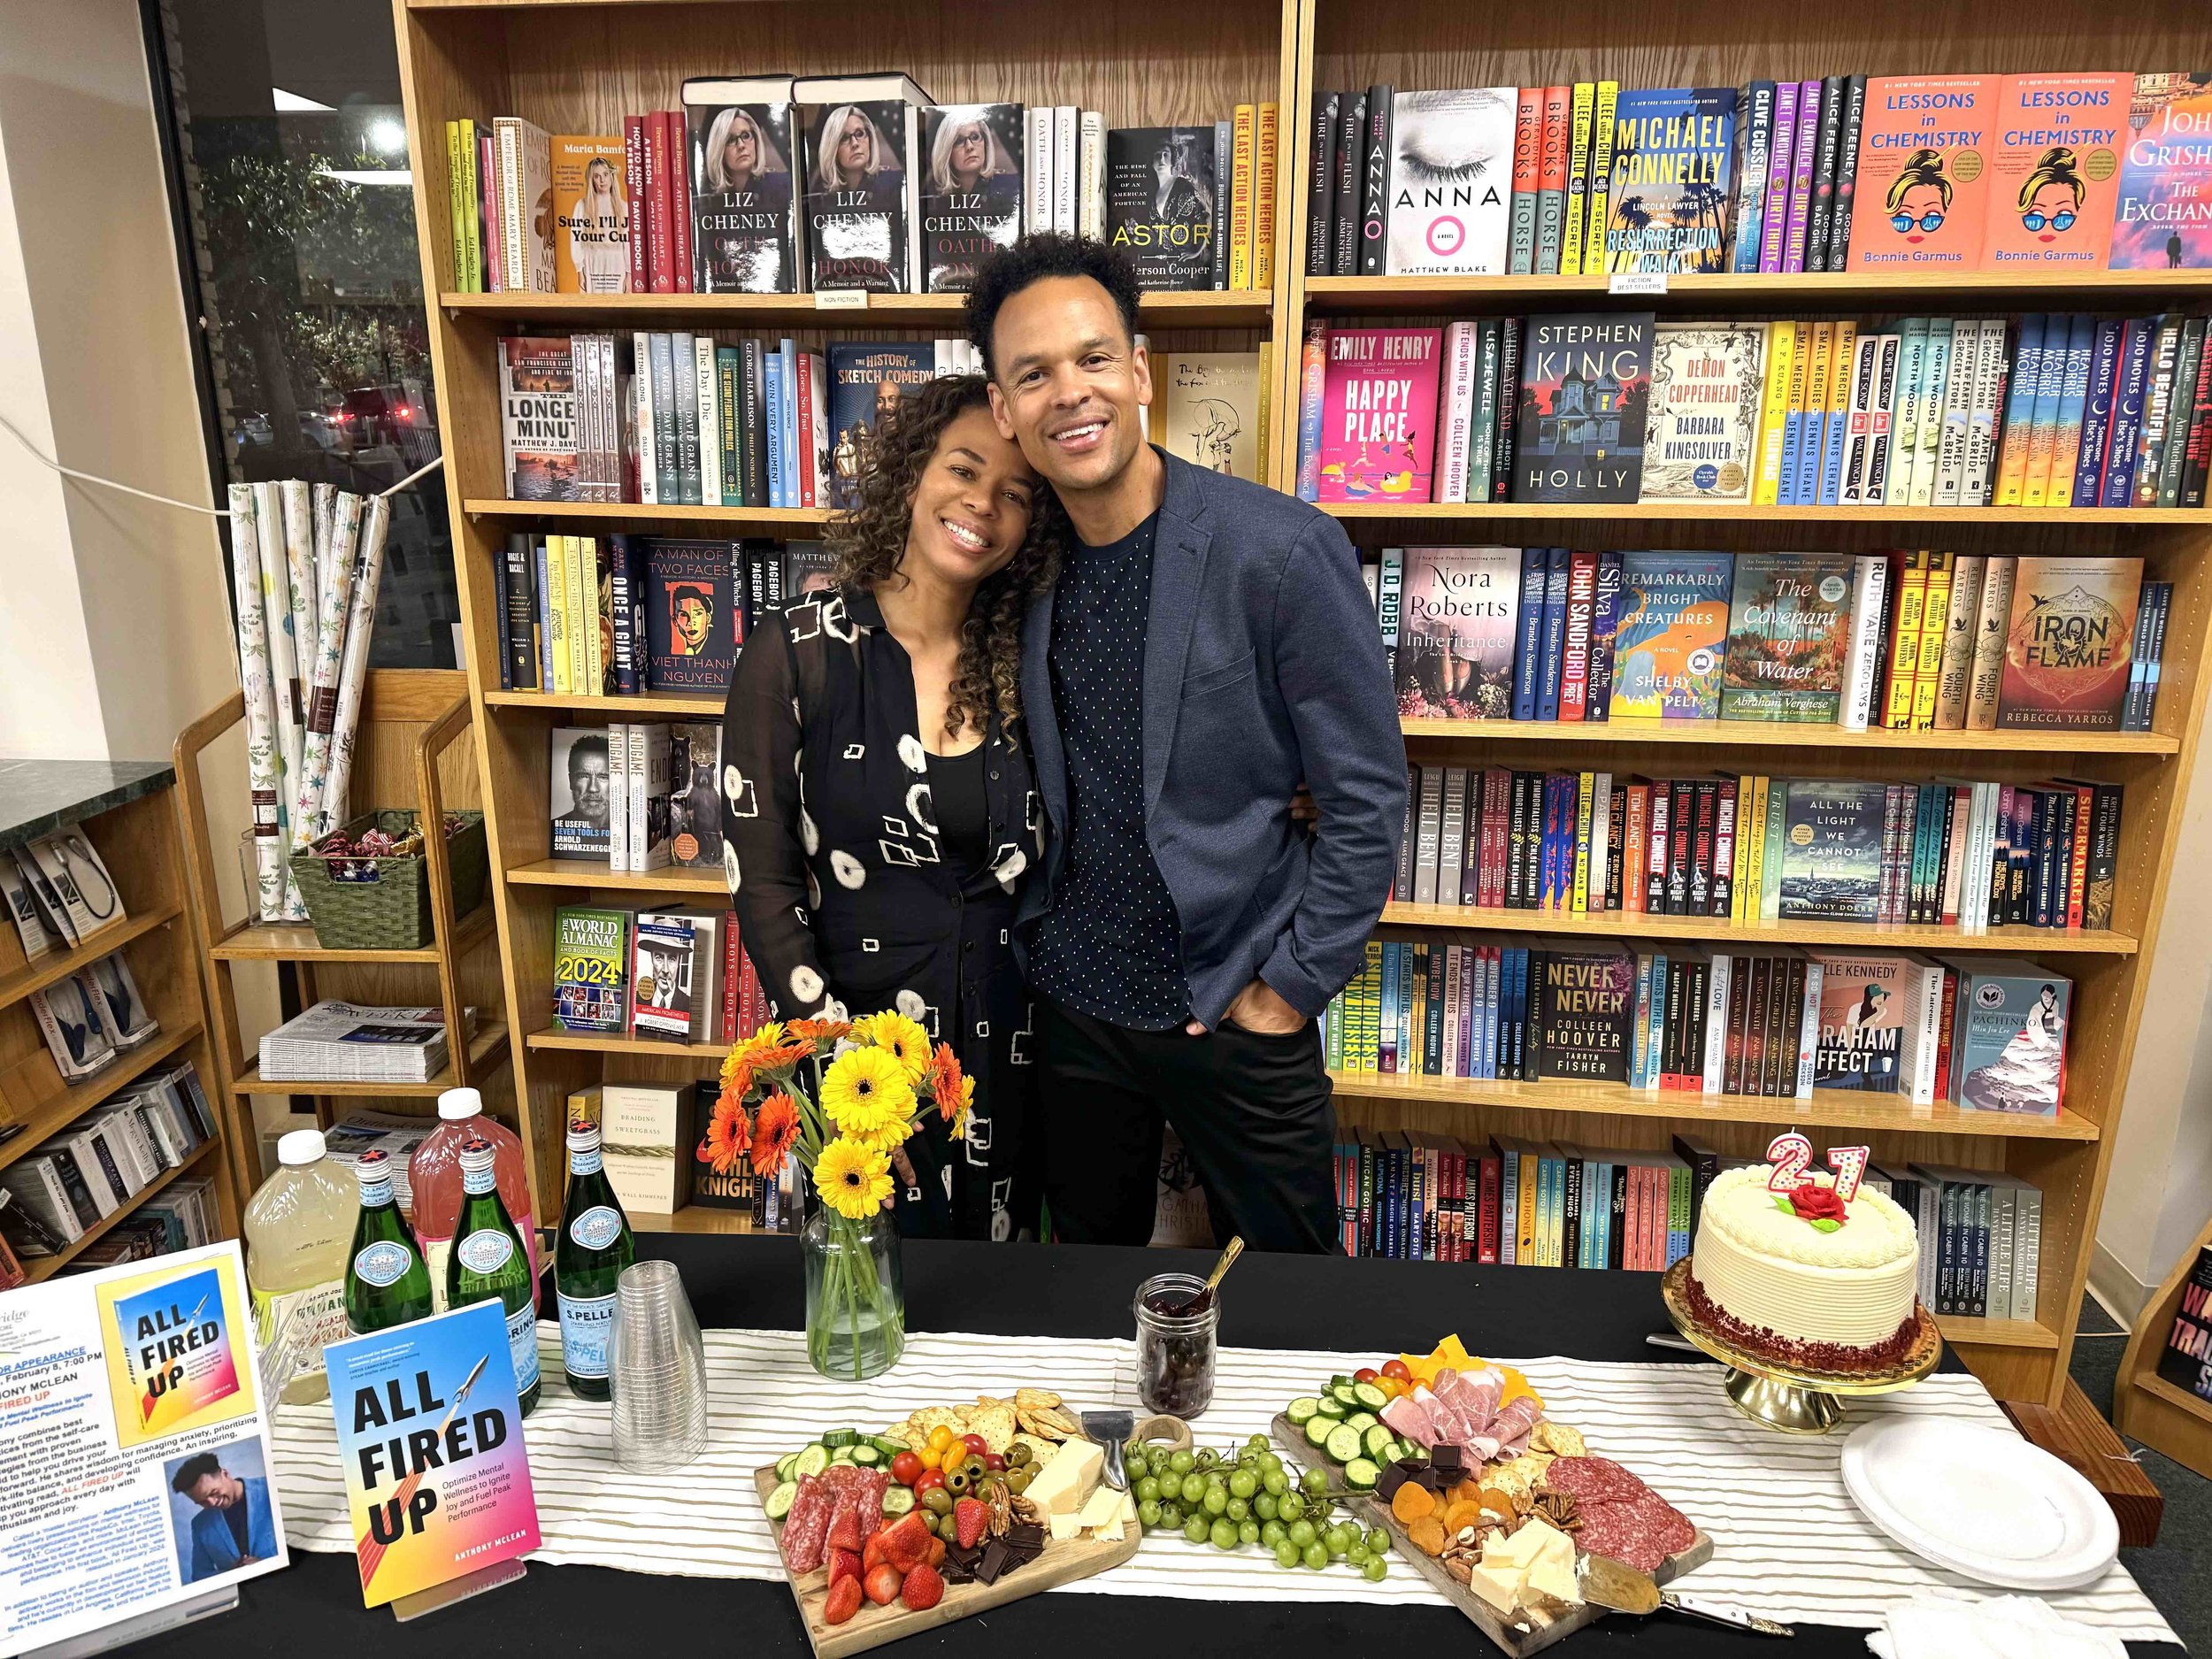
[609,1259,709,1471]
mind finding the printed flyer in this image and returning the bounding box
[0,1241,288,1657]
[323,1300,540,1608]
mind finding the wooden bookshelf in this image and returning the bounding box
[396,0,2212,1405]
[2115,1216,2212,1479]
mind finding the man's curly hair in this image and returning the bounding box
[828,374,1063,737]
[964,233,1141,380]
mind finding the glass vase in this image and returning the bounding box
[803,1206,905,1380]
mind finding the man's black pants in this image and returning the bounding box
[1040,1001,1340,1255]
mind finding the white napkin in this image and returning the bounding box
[1866,1591,2131,1659]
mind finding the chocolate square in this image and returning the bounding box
[1377,1464,1409,1502]
[1431,1443,1465,1474]
[1005,1523,1045,1550]
[977,1540,1010,1585]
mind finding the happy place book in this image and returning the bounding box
[1844,76,1993,273]
[1317,327,1441,503]
[1394,546,1522,718]
[1721,551,1856,722]
[683,80,801,294]
[1385,87,1517,275]
[1639,322,1763,502]
[1778,780,1886,922]
[1601,87,1738,273]
[918,103,1025,292]
[1995,554,2142,730]
[1979,73,2129,272]
[2111,73,2212,269]
[1610,551,1732,719]
[1512,312,1653,503]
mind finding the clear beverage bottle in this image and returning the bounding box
[449,1137,541,1417]
[556,1119,634,1402]
[344,1149,434,1337]
[410,1087,537,1310]
[243,1128,356,1404]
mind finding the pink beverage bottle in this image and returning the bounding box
[410,1087,539,1309]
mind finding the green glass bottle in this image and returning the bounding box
[556,1119,634,1402]
[449,1137,541,1417]
[344,1149,433,1337]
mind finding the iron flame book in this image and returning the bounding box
[1601,87,1738,274]
[1394,546,1521,718]
[1995,555,2142,729]
[1512,312,1653,503]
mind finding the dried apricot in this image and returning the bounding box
[1391,1482,1437,1525]
[1450,1478,1487,1508]
[1408,1515,1448,1557]
[1479,1486,1517,1517]
[1440,1500,1484,1536]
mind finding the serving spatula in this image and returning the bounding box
[1580,1554,1795,1637]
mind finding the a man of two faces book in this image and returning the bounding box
[1513,312,1653,503]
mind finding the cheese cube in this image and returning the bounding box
[1489,1517,1559,1568]
[1049,1511,1084,1542]
[1524,1551,1580,1605]
[1025,1438,1105,1517]
[1078,1483,1122,1530]
[1466,1560,1526,1614]
[1098,1514,1125,1541]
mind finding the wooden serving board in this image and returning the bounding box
[1269,1416,1711,1657]
[752,1464,1141,1658]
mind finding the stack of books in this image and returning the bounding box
[0,1063,216,1254]
[257,1002,472,1085]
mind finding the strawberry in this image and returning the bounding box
[862,1530,887,1571]
[823,1575,863,1626]
[826,1548,861,1592]
[953,1497,989,1550]
[879,1510,933,1574]
[826,1508,863,1554]
[864,1562,903,1606]
[900,1561,946,1611]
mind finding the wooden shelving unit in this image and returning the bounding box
[2116,1218,2212,1479]
[394,0,2212,1403]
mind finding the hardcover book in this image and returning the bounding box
[2112,74,2212,269]
[919,103,1025,291]
[631,910,720,1044]
[1317,327,1441,503]
[1844,75,1993,273]
[498,335,580,501]
[669,724,724,869]
[1394,546,1522,719]
[1995,555,2143,730]
[1600,87,1738,273]
[1639,322,1763,502]
[551,135,631,293]
[549,726,611,859]
[1107,127,1219,289]
[1384,87,1517,275]
[1156,351,1263,482]
[683,81,801,293]
[1979,73,2128,271]
[1778,780,1886,922]
[1721,552,1856,722]
[1952,960,2070,1116]
[1610,551,1732,719]
[799,81,926,291]
[827,342,935,506]
[1809,951,1911,1092]
[641,538,741,693]
[1512,312,1653,503]
[553,905,630,1033]
[1534,949,1635,1083]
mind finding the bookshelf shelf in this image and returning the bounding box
[0,1023,205,1181]
[483,689,726,718]
[21,1139,224,1286]
[1324,502,2209,526]
[227,1020,511,1101]
[205,905,495,965]
[463,498,831,527]
[2115,1214,2212,1479]
[524,1025,727,1059]
[1935,1315,2062,1351]
[504,858,721,895]
[440,288,1275,327]
[1304,271,2212,315]
[1399,718,2181,755]
[1377,902,2139,954]
[0,904,184,1014]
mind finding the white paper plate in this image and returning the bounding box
[1840,1417,2120,1591]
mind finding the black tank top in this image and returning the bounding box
[926,745,988,873]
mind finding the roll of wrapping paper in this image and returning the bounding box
[227,485,290,922]
[320,493,390,834]
[280,481,319,735]
[312,480,336,581]
[250,481,307,917]
[291,490,363,846]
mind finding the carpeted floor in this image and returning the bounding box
[2070,1294,2207,1651]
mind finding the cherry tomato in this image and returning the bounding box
[1379,1359,1412,1383]
[982,1452,1006,1472]
[916,1444,942,1471]
[1372,1376,1402,1402]
[927,1425,956,1452]
[960,1433,989,1458]
[889,1450,922,1486]
[912,1468,946,1496]
[1352,1367,1379,1385]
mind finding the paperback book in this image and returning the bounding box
[1600,86,1738,273]
[1720,552,1856,722]
[554,906,630,1033]
[1809,952,1912,1092]
[1638,322,1763,502]
[499,335,580,501]
[1394,546,1522,718]
[1385,87,1517,275]
[1533,949,1634,1083]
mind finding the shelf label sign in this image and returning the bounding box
[1608,272,1668,296]
[814,290,870,311]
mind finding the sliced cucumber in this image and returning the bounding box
[1325,1423,1363,1463]
[793,1444,830,1479]
[1363,1425,1397,1461]
[1315,1396,1346,1419]
[1330,1383,1361,1408]
[868,1435,910,1460]
[1304,1416,1335,1448]
[1328,1374,1352,1391]
[1343,1411,1378,1435]
[881,1485,916,1516]
[1394,1437,1421,1463]
[820,1428,860,1448]
[764,1479,798,1520]
[829,1447,856,1464]
[775,1452,799,1481]
[1352,1381,1389,1410]
[849,1444,880,1466]
[1343,1457,1379,1491]
[1286,1396,1322,1425]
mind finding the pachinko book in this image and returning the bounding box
[1845,76,1993,273]
[1317,327,1441,503]
[2111,73,2212,269]
[1978,73,2129,272]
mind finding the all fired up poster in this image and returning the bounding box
[323,1300,541,1607]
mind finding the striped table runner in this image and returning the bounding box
[269,1325,2177,1643]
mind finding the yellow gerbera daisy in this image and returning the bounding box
[856,1010,932,1081]
[816,1136,893,1221]
[819,1045,915,1141]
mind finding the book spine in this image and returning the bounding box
[2136,316,2185,508]
[1492,318,1522,500]
[1585,81,1617,271]
[2159,318,2207,508]
[2049,316,2098,509]
[1966,319,2010,505]
[1908,320,1949,505]
[1212,117,1233,291]
[1537,549,1570,723]
[1332,93,1365,276]
[1468,321,1500,505]
[2184,328,2212,508]
[1826,77,1868,270]
[2020,315,2068,507]
[1912,553,1954,731]
[1759,81,1798,273]
[1732,82,1776,274]
[1307,92,1339,278]
[1534,86,1571,275]
[1934,314,1978,506]
[642,112,675,294]
[1561,83,1594,276]
[1230,104,1256,290]
[1558,551,1595,722]
[1254,102,1279,290]
[1754,322,1794,504]
[1358,88,1392,278]
[1805,75,1845,270]
[1778,322,1811,504]
[2103,318,2154,507]
[1438,321,1479,504]
[1510,548,1546,721]
[1781,79,1820,273]
[1861,334,1901,503]
[1295,319,1327,501]
[1509,88,1541,274]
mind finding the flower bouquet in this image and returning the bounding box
[700,1011,972,1379]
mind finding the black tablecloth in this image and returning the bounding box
[136,1236,2172,1657]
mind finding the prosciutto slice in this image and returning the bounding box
[1380,1392,1438,1448]
[1432,1367,1501,1436]
[1413,1384,1470,1446]
[1491,1392,1544,1458]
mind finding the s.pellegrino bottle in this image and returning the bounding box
[557,1119,634,1401]
[344,1149,433,1338]
[449,1137,541,1417]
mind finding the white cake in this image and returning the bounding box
[1687,1167,1921,1371]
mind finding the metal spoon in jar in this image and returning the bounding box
[1166,1236,1245,1317]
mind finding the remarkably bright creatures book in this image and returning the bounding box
[1640,322,1763,502]
[551,135,631,293]
[1610,551,1732,719]
[1317,327,1441,503]
[683,86,800,294]
[1601,87,1738,273]
[1778,780,1886,922]
[1996,555,2143,729]
[2112,74,2212,269]
[1385,87,1517,275]
[1394,546,1522,718]
[1157,350,1264,482]
[325,1300,541,1608]
[1980,74,2127,271]
[1512,311,1653,503]
[1809,952,1912,1092]
[918,103,1025,291]
[1721,552,1856,722]
[1107,126,1220,289]
[1845,76,1993,273]
[827,342,935,506]
[1953,961,2070,1115]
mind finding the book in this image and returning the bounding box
[1509,88,1542,273]
[1732,82,1776,273]
[1563,82,1595,275]
[1809,952,1914,1092]
[1610,551,1732,720]
[668,724,723,869]
[1601,86,1737,274]
[1638,322,1763,502]
[1950,959,2070,1116]
[826,342,934,506]
[1512,312,1653,503]
[641,538,741,693]
[683,81,801,293]
[1827,77,1870,270]
[1534,949,1634,1083]
[1721,552,1855,723]
[1384,88,1517,275]
[1156,350,1264,482]
[554,906,630,1033]
[1356,89,1392,278]
[1317,327,1441,503]
[798,78,927,291]
[918,103,1024,291]
[498,335,580,501]
[1979,73,2129,271]
[551,134,631,292]
[1995,556,2143,730]
[1333,92,1367,275]
[631,910,721,1043]
[1845,75,1994,272]
[2111,74,2212,269]
[1107,126,1220,289]
[493,115,557,293]
[1778,780,1887,922]
[549,726,611,858]
[1534,86,1571,273]
[1308,91,1340,277]
[1395,547,1522,719]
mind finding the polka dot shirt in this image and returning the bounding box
[1030,511,1191,1029]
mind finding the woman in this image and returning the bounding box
[1884,148,1953,246]
[722,376,1060,1241]
[567,155,628,292]
[927,111,1016,196]
[816,104,891,193]
[2016,146,2085,244]
[703,105,787,196]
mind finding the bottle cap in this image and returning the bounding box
[566,1120,602,1153]
[277,1128,327,1166]
[438,1087,484,1122]
[354,1149,390,1186]
[457,1138,497,1177]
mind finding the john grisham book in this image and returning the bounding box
[1512,312,1654,502]
[683,79,800,292]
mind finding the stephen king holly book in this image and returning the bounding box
[1107,127,1220,290]
[1384,87,1517,275]
[682,79,801,293]
[1394,546,1522,718]
[1995,554,2143,729]
[2111,73,2212,269]
[1979,73,2128,272]
[499,335,580,501]
[1639,322,1763,502]
[919,103,1024,292]
[1512,312,1653,503]
[1844,76,1993,273]
[1721,551,1856,722]
[1610,551,1732,719]
[1317,327,1441,503]
[1600,87,1738,273]
[797,75,929,291]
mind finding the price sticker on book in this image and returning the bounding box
[1608,272,1668,296]
[814,290,870,311]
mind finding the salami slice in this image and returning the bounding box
[1539,1455,1649,1504]
[1624,1491,1696,1557]
[781,1475,833,1573]
[1573,1500,1665,1573]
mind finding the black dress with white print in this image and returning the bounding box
[721,583,1042,1241]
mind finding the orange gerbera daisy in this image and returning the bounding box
[698,1096,751,1174]
[925,1042,974,1139]
[750,1092,802,1179]
[787,1015,852,1044]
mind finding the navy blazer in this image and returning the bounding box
[1018,449,1407,1027]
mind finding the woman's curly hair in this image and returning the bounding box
[828,373,1063,737]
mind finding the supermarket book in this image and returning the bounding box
[682,81,800,294]
[1394,546,1522,718]
[1809,951,1911,1092]
[1721,551,1856,722]
[1979,73,2128,271]
[1317,327,1441,503]
[2111,73,2212,269]
[1512,311,1653,503]
[1610,551,1732,719]
[1639,322,1763,502]
[1156,349,1264,483]
[1995,554,2143,730]
[1845,75,1993,273]
[918,103,1025,292]
[1385,87,1517,275]
[1778,780,1887,922]
[551,134,631,293]
[1600,86,1738,273]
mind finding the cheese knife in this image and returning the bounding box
[1580,1555,1795,1637]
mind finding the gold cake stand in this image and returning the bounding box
[1661,1258,1944,1434]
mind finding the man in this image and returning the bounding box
[669,583,715,657]
[554,733,611,835]
[967,234,1404,1254]
[169,1453,277,1581]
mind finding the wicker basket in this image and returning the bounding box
[289,810,488,951]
